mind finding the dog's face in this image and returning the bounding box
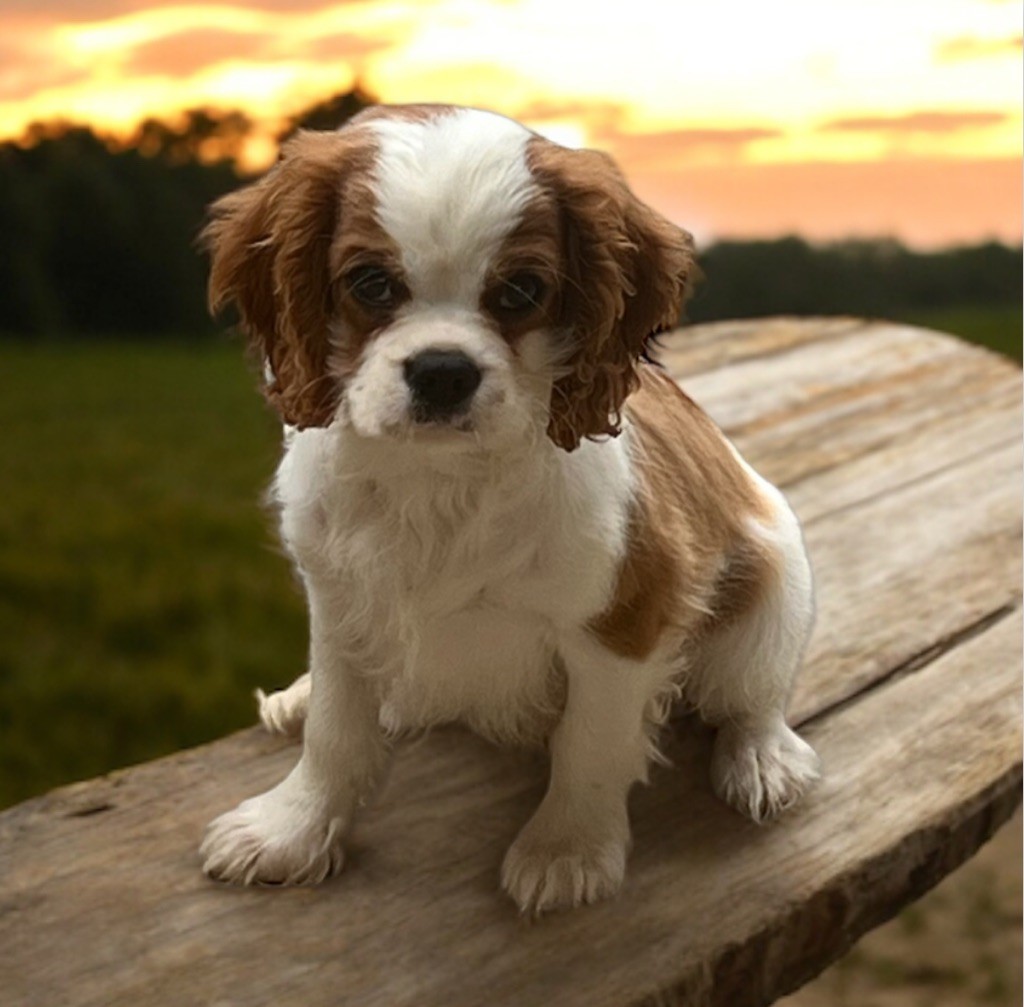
[205,105,694,452]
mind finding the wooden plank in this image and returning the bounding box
[734,344,1019,498]
[0,613,1017,1007]
[659,315,868,378]
[678,322,966,433]
[792,438,1021,719]
[666,321,1020,522]
[780,379,1019,523]
[0,320,1019,1006]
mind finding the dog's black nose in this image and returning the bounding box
[403,350,482,419]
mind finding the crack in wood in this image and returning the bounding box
[801,433,1021,527]
[798,602,1022,731]
[65,802,115,819]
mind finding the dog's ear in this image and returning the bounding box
[529,142,696,452]
[203,131,360,428]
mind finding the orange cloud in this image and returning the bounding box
[123,28,276,75]
[936,34,1023,62]
[820,110,1008,134]
[513,98,625,127]
[603,126,783,166]
[5,0,364,20]
[0,38,89,100]
[474,100,784,167]
[120,25,389,76]
[303,30,397,63]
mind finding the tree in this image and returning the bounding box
[277,86,375,142]
[133,109,254,166]
[0,89,375,337]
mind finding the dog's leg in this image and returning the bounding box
[201,587,389,885]
[256,672,310,738]
[693,505,820,823]
[501,632,668,914]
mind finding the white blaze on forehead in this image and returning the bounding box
[366,109,536,305]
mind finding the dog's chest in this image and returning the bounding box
[347,498,573,742]
[278,431,632,743]
[283,467,566,738]
[381,601,562,744]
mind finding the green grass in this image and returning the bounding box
[0,338,307,807]
[0,306,1018,808]
[892,305,1022,362]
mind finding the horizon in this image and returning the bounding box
[2,0,1021,248]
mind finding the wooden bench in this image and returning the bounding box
[1,317,1020,1007]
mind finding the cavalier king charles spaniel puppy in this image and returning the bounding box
[199,104,819,914]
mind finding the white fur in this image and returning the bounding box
[369,109,535,306]
[201,109,819,911]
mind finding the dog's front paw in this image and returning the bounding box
[501,815,627,915]
[711,720,820,823]
[255,673,310,738]
[201,782,344,886]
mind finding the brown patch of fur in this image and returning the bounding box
[526,138,696,452]
[327,182,408,382]
[204,127,400,427]
[588,497,679,660]
[589,366,774,659]
[698,541,775,641]
[481,189,563,343]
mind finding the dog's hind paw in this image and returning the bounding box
[711,719,820,823]
[255,673,310,738]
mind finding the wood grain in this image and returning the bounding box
[0,319,1019,1007]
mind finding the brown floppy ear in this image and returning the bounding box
[203,130,359,428]
[529,142,696,451]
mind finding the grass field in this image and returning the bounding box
[0,337,307,807]
[893,305,1022,361]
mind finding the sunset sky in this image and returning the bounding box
[2,0,1021,247]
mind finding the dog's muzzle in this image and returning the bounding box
[403,350,482,422]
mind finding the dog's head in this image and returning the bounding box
[204,105,694,452]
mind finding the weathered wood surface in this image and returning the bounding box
[0,318,1019,1007]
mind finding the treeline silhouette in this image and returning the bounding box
[0,89,1019,338]
[688,238,1020,324]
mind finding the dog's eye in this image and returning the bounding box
[347,266,399,309]
[497,273,546,313]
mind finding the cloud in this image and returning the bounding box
[303,30,397,64]
[601,126,782,168]
[1,0,369,21]
[820,110,1008,135]
[0,33,92,101]
[436,96,784,166]
[367,58,534,108]
[122,28,276,76]
[935,34,1023,62]
[119,25,389,76]
[512,98,626,127]
[0,63,89,102]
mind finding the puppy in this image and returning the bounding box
[199,104,819,913]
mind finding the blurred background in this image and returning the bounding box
[0,1,1020,1002]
